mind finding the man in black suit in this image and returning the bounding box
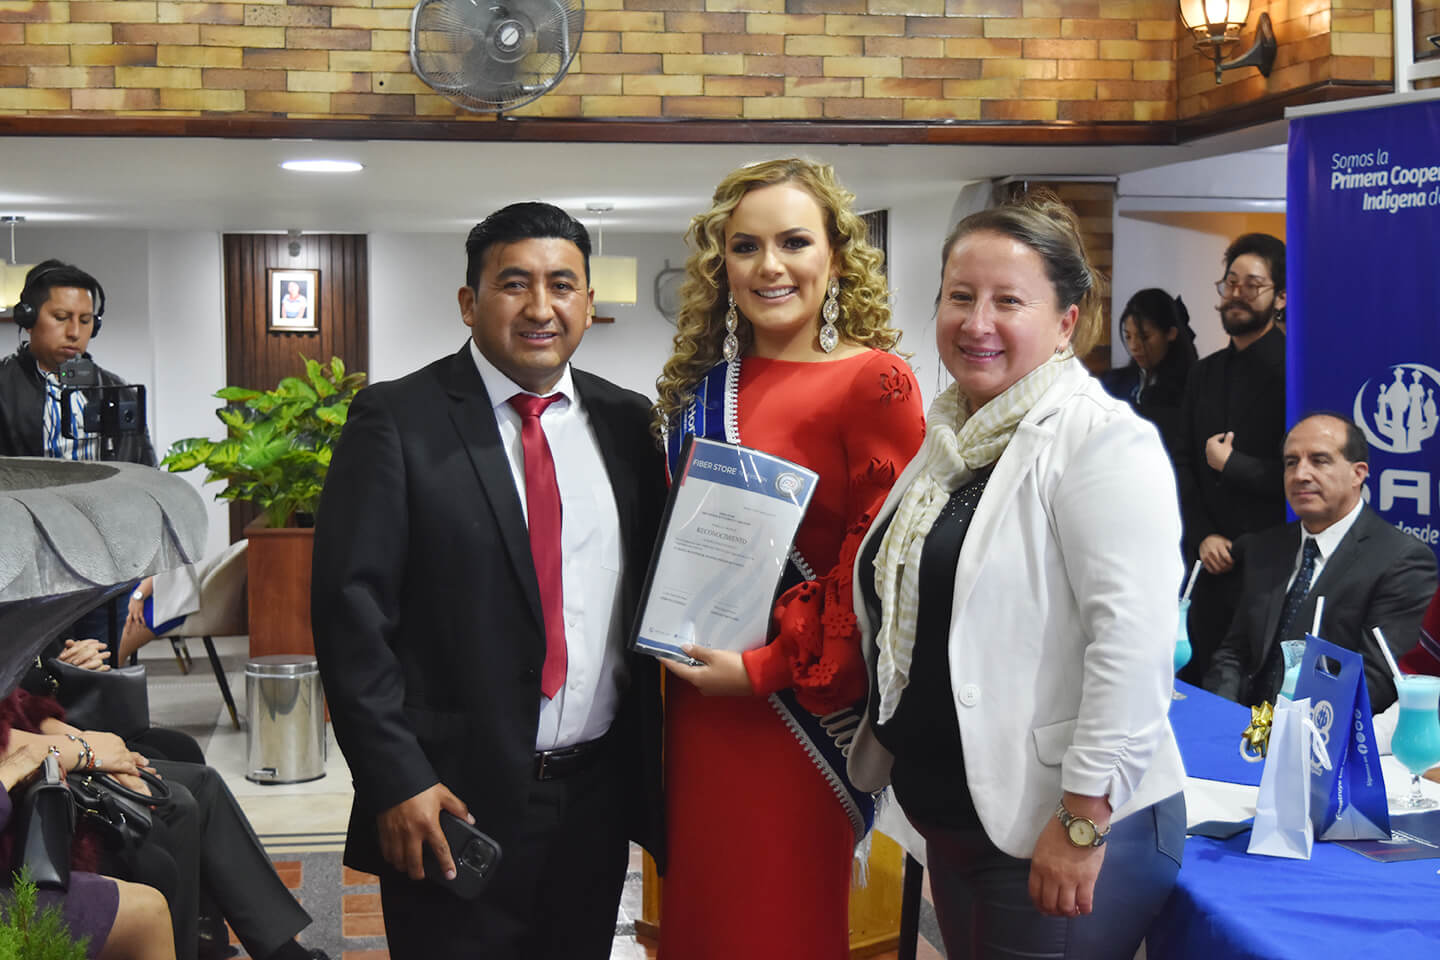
[1204,413,1438,712]
[311,203,664,959]
[1175,233,1289,682]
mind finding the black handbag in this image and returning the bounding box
[11,752,74,892]
[45,658,150,740]
[68,769,171,854]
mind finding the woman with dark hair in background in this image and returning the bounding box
[1101,288,1196,455]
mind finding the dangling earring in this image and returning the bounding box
[723,291,740,362]
[819,278,840,354]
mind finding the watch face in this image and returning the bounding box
[1067,818,1097,846]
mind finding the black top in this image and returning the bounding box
[1174,325,1287,558]
[861,471,990,829]
[1100,363,1188,459]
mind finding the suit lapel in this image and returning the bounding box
[1256,527,1299,656]
[441,347,545,634]
[1307,510,1371,603]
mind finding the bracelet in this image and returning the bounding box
[64,733,95,771]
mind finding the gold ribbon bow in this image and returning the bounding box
[1240,701,1275,762]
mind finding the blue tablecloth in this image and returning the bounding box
[1155,681,1440,956]
[1169,680,1263,787]
[1149,825,1440,958]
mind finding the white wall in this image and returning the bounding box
[9,228,231,556]
[145,231,228,557]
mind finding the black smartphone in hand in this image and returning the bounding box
[421,811,502,900]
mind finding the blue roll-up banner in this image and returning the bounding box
[1289,100,1440,557]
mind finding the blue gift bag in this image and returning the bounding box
[1291,635,1391,841]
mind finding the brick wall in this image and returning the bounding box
[0,0,1181,122]
[1176,0,1392,120]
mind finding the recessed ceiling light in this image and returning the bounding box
[280,160,364,173]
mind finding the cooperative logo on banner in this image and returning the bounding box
[1353,363,1440,454]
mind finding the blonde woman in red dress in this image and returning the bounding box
[652,157,925,959]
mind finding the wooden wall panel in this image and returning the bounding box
[222,232,368,541]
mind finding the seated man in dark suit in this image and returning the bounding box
[1204,412,1438,712]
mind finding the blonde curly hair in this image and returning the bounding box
[652,157,903,438]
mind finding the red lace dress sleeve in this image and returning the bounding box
[742,354,926,713]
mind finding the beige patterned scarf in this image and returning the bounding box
[872,353,1072,724]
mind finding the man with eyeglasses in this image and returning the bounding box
[1174,233,1288,683]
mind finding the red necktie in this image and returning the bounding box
[509,393,567,699]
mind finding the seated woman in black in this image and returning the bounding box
[1100,288,1196,456]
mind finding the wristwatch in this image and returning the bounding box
[1055,800,1110,848]
[131,587,146,602]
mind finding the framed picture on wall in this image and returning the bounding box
[267,268,319,333]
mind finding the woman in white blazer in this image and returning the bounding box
[849,195,1187,959]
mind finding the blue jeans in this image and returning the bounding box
[914,791,1186,960]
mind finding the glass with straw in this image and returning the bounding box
[1373,627,1440,810]
[1175,561,1201,674]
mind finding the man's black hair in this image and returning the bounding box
[1287,411,1369,464]
[464,202,591,291]
[1222,233,1286,294]
[20,259,102,312]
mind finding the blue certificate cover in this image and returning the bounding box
[631,436,817,663]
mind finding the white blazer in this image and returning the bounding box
[848,359,1187,859]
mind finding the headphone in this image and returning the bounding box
[13,264,106,337]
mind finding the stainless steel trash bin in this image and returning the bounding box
[245,654,326,784]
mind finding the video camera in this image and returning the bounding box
[56,357,147,460]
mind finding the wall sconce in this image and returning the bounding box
[1179,1,1278,85]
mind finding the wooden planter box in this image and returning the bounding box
[244,517,315,659]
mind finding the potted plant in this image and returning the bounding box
[162,355,366,657]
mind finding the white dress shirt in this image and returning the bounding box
[469,340,627,751]
[1287,497,1366,595]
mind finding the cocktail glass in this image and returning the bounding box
[1390,675,1440,811]
[1174,599,1193,673]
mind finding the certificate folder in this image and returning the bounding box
[631,435,818,664]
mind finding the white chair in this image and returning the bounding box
[158,541,248,730]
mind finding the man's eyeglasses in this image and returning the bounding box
[1215,277,1274,300]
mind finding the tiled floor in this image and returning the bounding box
[148,635,944,960]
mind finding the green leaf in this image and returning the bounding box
[215,386,262,402]
[249,393,280,415]
[314,403,348,427]
[331,356,346,381]
[217,407,249,431]
[237,421,292,471]
[161,436,215,472]
[274,377,318,404]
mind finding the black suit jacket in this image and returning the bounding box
[1203,505,1438,711]
[311,344,666,878]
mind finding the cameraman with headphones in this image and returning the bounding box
[2,257,159,685]
[0,258,155,464]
